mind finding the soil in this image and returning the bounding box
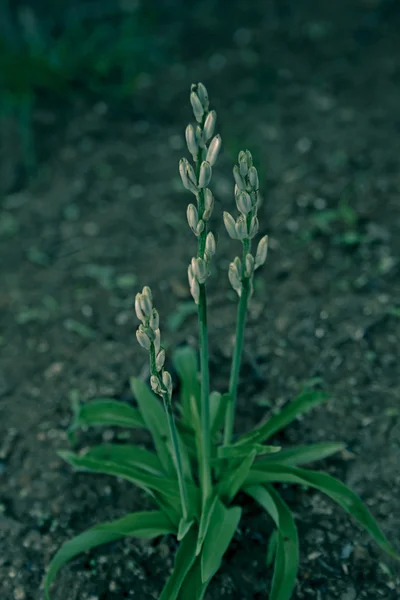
[1,1,400,599]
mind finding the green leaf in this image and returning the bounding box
[245,485,299,600]
[80,444,164,476]
[159,529,198,600]
[237,391,329,445]
[44,511,175,600]
[196,494,219,556]
[173,345,200,423]
[219,449,258,503]
[130,377,174,474]
[177,557,210,600]
[69,399,145,433]
[246,464,399,559]
[178,517,195,541]
[217,443,280,461]
[210,392,230,435]
[257,442,345,467]
[59,450,181,501]
[266,529,278,567]
[201,500,242,582]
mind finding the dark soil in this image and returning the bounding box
[1,1,400,599]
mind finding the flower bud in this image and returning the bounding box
[150,375,161,394]
[195,125,206,148]
[248,166,259,190]
[245,253,255,277]
[139,292,152,318]
[136,328,151,350]
[190,91,204,122]
[187,203,199,233]
[195,219,205,236]
[203,188,214,220]
[238,151,249,177]
[233,256,242,274]
[134,294,145,322]
[255,235,269,269]
[179,159,198,194]
[233,165,246,190]
[190,277,200,304]
[196,82,209,111]
[149,308,159,331]
[228,261,242,294]
[155,349,165,372]
[223,211,238,239]
[236,191,252,215]
[235,215,248,240]
[162,370,173,397]
[206,134,221,166]
[154,328,161,354]
[191,257,207,283]
[185,124,198,158]
[142,286,152,300]
[205,232,216,257]
[245,150,253,167]
[203,110,217,141]
[249,215,259,238]
[188,263,194,286]
[198,161,212,188]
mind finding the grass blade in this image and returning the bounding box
[218,449,257,503]
[173,345,200,423]
[246,464,399,559]
[69,399,145,434]
[81,444,164,475]
[201,500,242,582]
[177,556,210,600]
[44,511,175,600]
[210,392,229,436]
[256,442,345,467]
[245,485,299,600]
[159,529,198,600]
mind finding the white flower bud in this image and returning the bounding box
[245,253,255,277]
[150,375,161,394]
[206,134,221,166]
[154,328,161,354]
[192,257,207,283]
[196,83,209,111]
[233,256,242,274]
[199,161,212,188]
[190,277,200,304]
[142,286,152,300]
[248,166,259,190]
[236,191,252,215]
[235,215,248,240]
[195,219,205,236]
[134,294,145,322]
[255,235,269,269]
[179,159,198,194]
[233,165,246,190]
[185,124,198,158]
[205,232,216,257]
[162,370,173,397]
[245,150,253,167]
[155,349,165,372]
[223,211,238,239]
[203,110,217,141]
[136,328,151,350]
[228,261,242,295]
[139,292,152,318]
[188,263,194,286]
[238,151,248,177]
[190,91,204,122]
[249,215,259,238]
[149,309,159,331]
[195,125,206,148]
[203,188,214,220]
[187,203,199,233]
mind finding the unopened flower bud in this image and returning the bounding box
[236,191,252,215]
[190,91,204,122]
[136,328,151,350]
[238,151,249,177]
[255,235,269,269]
[134,294,145,322]
[196,82,209,111]
[205,232,216,257]
[179,159,198,194]
[248,166,259,190]
[155,349,165,372]
[223,211,238,239]
[228,261,242,295]
[195,125,206,148]
[233,165,246,190]
[195,219,205,236]
[154,328,161,354]
[190,277,200,304]
[245,253,255,277]
[185,124,198,158]
[203,188,214,220]
[233,256,242,274]
[187,203,199,233]
[191,257,207,283]
[235,215,248,240]
[150,375,161,394]
[203,110,217,141]
[162,370,173,397]
[245,150,253,167]
[199,161,212,188]
[138,292,152,318]
[206,135,221,166]
[149,308,159,331]
[249,215,259,238]
[142,286,152,300]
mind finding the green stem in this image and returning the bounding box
[224,240,251,446]
[198,283,212,502]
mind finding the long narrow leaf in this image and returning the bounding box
[159,529,198,600]
[178,556,210,600]
[44,511,175,600]
[217,443,280,461]
[173,345,200,423]
[237,391,329,445]
[196,494,219,556]
[257,442,345,467]
[201,501,242,582]
[246,464,399,559]
[218,449,257,503]
[210,392,229,436]
[85,444,164,475]
[245,485,299,600]
[69,399,145,433]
